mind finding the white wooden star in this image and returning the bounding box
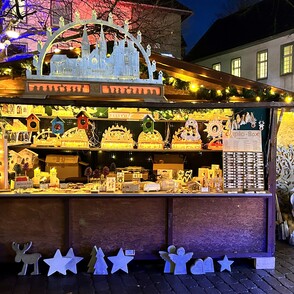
[43,249,71,276]
[64,248,83,274]
[217,255,234,272]
[108,248,134,274]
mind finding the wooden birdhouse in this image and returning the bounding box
[26,114,40,132]
[76,111,90,130]
[8,150,24,173]
[18,148,39,169]
[142,114,155,133]
[51,116,65,135]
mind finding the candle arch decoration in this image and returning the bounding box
[27,11,162,84]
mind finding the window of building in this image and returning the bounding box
[212,63,221,71]
[281,44,293,75]
[231,57,241,77]
[51,0,72,26]
[7,43,27,56]
[257,50,268,80]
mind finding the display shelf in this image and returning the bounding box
[1,114,228,123]
[22,145,223,152]
[0,191,272,198]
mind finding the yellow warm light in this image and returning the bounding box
[225,87,230,94]
[6,30,20,39]
[169,77,175,84]
[217,90,222,96]
[189,83,198,92]
[256,96,261,102]
[285,96,293,103]
[270,89,275,95]
[54,47,61,53]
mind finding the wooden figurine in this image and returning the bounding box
[159,245,177,273]
[43,249,71,276]
[26,114,40,132]
[190,257,214,275]
[108,248,134,274]
[76,110,90,130]
[64,248,83,274]
[217,255,234,272]
[94,247,108,275]
[169,247,193,275]
[190,258,205,275]
[51,116,65,135]
[12,241,41,275]
[87,246,98,273]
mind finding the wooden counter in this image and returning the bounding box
[0,192,274,263]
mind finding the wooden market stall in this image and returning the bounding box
[0,15,291,270]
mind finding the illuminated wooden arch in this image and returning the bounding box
[34,12,156,81]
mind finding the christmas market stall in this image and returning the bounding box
[0,14,292,271]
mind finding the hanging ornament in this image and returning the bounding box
[259,121,265,131]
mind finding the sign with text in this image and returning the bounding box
[223,130,262,152]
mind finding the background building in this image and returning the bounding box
[185,0,294,93]
[0,0,192,60]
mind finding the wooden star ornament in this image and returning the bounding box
[64,248,83,274]
[217,255,234,272]
[108,248,134,274]
[43,249,71,276]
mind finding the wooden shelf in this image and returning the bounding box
[11,145,222,152]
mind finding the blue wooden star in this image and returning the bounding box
[43,249,71,276]
[64,248,83,274]
[108,248,134,274]
[217,255,234,272]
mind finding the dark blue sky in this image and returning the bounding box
[178,0,228,53]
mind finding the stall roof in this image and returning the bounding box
[0,53,293,108]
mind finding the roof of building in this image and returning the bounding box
[124,0,193,19]
[185,0,294,62]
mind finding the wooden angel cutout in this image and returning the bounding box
[159,245,176,273]
[169,247,193,275]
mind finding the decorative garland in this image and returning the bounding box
[0,59,292,103]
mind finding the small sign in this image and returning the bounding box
[223,130,262,152]
[125,250,135,256]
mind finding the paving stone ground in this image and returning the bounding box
[0,241,293,294]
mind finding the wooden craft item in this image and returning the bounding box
[32,129,61,147]
[137,130,164,149]
[43,249,71,276]
[159,245,176,273]
[106,177,116,192]
[190,257,215,275]
[87,246,98,273]
[101,125,134,149]
[169,247,193,275]
[190,259,204,275]
[76,111,90,130]
[94,247,108,275]
[172,119,202,150]
[61,127,89,148]
[217,255,234,272]
[203,257,215,273]
[26,114,40,132]
[51,116,65,135]
[64,248,83,274]
[108,248,134,274]
[142,114,155,133]
[12,241,41,275]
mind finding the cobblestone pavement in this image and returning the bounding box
[0,241,294,294]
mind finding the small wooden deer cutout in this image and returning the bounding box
[12,241,42,275]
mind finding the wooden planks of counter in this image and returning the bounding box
[0,193,273,263]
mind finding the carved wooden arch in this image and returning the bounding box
[34,14,155,80]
